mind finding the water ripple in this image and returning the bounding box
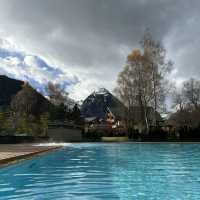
[1,143,200,199]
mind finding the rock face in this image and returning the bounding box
[0,75,24,106]
[81,88,125,119]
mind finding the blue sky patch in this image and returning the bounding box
[0,47,79,97]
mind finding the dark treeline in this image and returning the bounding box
[0,81,82,138]
[169,78,200,140]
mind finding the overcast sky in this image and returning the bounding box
[0,0,199,100]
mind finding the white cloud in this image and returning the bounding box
[5,56,21,66]
[24,55,37,67]
[0,38,78,92]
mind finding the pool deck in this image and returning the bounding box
[0,144,60,166]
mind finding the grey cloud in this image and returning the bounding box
[0,0,199,99]
[3,0,189,65]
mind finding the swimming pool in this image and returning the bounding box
[0,143,200,199]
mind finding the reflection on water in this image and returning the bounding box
[33,142,72,147]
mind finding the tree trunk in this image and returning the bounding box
[152,63,158,127]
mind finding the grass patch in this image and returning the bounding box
[101,136,129,142]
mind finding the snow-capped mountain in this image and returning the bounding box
[81,88,125,119]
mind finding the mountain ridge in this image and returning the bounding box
[0,75,50,114]
[0,75,24,106]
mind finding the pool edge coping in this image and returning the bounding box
[0,146,61,168]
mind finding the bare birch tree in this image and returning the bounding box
[116,30,172,134]
[182,78,200,109]
[141,30,172,125]
[171,78,200,129]
[116,49,151,133]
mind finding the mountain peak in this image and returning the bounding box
[81,88,124,119]
[92,88,110,96]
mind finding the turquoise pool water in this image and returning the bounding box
[0,143,200,199]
